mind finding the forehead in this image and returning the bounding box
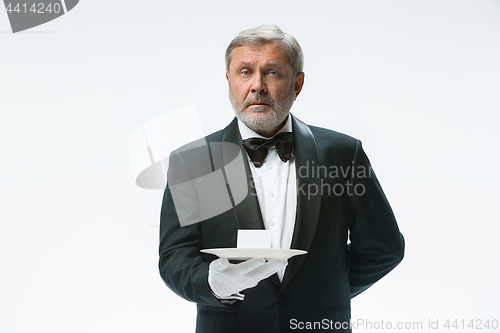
[230,43,291,69]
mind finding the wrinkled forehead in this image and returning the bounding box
[229,43,291,70]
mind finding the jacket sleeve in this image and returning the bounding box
[158,151,238,308]
[347,140,405,298]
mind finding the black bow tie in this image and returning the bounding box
[242,132,294,168]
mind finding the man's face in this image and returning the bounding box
[227,43,304,137]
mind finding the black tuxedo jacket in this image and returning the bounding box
[159,115,404,333]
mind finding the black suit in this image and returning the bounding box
[159,114,404,333]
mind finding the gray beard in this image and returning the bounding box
[228,85,296,135]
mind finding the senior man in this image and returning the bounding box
[159,24,404,333]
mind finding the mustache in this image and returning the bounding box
[242,95,275,109]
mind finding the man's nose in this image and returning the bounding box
[250,74,266,94]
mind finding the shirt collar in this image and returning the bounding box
[238,114,293,140]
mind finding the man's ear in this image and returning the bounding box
[294,72,305,98]
[226,72,229,83]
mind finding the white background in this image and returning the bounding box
[1,1,499,332]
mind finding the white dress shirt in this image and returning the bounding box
[238,115,297,282]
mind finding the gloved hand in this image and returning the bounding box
[208,257,287,300]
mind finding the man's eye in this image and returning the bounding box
[268,71,278,76]
[241,70,251,76]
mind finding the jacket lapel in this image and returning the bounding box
[216,118,279,287]
[218,118,265,230]
[280,114,322,291]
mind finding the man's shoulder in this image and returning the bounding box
[308,124,359,150]
[205,128,225,143]
[309,124,356,142]
[300,124,359,167]
[291,114,358,148]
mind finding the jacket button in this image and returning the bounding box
[278,295,286,304]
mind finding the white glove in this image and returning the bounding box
[208,257,287,300]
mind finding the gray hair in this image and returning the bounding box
[225,24,304,76]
